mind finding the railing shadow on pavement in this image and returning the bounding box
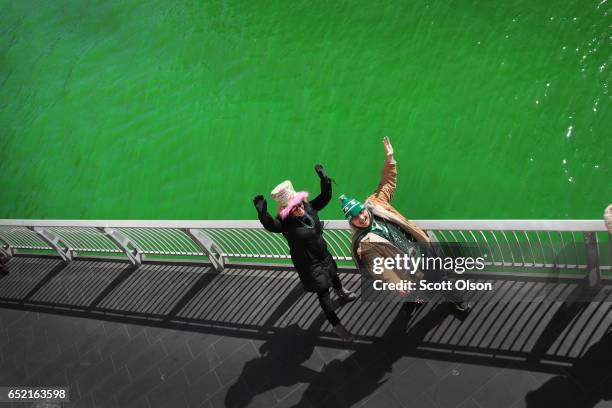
[0,255,610,368]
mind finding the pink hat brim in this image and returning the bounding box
[279,191,309,220]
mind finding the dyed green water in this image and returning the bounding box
[1,0,610,221]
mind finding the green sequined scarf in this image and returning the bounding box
[365,210,418,256]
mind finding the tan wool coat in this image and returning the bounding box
[350,157,430,284]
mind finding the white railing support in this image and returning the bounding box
[101,227,143,266]
[0,235,13,263]
[31,227,74,263]
[0,246,12,263]
[186,229,225,272]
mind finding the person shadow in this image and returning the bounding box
[525,330,612,408]
[224,284,360,408]
[224,316,326,408]
[289,302,453,407]
[224,295,457,408]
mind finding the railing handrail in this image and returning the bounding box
[0,219,607,232]
[1,219,609,282]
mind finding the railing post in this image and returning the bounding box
[0,244,13,264]
[584,231,601,288]
[31,227,73,263]
[100,228,143,266]
[0,234,13,263]
[186,229,225,272]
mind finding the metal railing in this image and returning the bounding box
[0,219,609,279]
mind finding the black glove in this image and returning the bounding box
[253,195,267,213]
[314,164,329,181]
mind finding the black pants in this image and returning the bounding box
[316,274,342,326]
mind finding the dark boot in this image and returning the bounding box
[451,301,472,313]
[334,287,357,302]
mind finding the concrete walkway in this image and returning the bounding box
[0,256,611,408]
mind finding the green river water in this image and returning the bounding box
[1,0,610,221]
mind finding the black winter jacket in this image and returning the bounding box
[256,177,337,292]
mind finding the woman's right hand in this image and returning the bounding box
[253,195,267,213]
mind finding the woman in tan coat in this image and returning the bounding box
[340,137,470,312]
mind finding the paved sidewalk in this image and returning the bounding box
[0,256,611,408]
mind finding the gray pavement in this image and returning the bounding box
[0,256,611,408]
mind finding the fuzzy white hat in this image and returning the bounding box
[271,180,309,220]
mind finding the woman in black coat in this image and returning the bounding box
[253,164,357,341]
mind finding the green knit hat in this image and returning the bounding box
[339,194,365,220]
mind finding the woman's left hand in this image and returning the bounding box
[314,164,328,180]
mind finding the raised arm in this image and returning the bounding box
[309,164,332,211]
[369,136,397,204]
[253,195,282,233]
